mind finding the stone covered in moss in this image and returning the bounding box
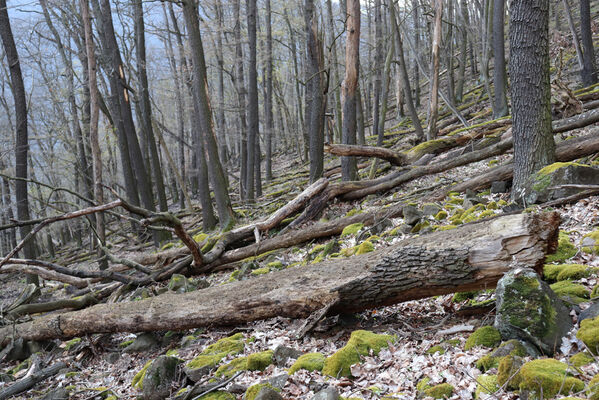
[546,231,577,263]
[184,333,245,381]
[464,326,501,350]
[582,230,599,254]
[355,240,374,255]
[424,383,454,399]
[452,291,478,303]
[519,359,584,399]
[550,280,590,303]
[555,264,588,281]
[426,345,445,355]
[592,285,599,299]
[588,374,599,400]
[132,360,152,389]
[322,330,395,377]
[341,223,364,237]
[476,354,499,372]
[497,355,523,391]
[570,351,595,367]
[142,355,182,400]
[434,210,448,220]
[524,162,598,204]
[243,383,280,400]
[214,356,247,378]
[197,391,236,400]
[288,352,325,374]
[475,374,499,399]
[577,315,599,355]
[246,350,273,371]
[250,267,270,276]
[494,268,572,355]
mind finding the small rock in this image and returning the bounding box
[2,338,30,361]
[491,181,509,194]
[273,345,302,366]
[579,301,599,323]
[402,205,422,226]
[41,388,69,400]
[0,373,14,383]
[123,333,159,353]
[193,278,210,289]
[465,189,486,204]
[502,203,524,213]
[254,387,283,400]
[168,274,195,293]
[494,267,572,355]
[311,387,341,400]
[265,373,289,389]
[399,224,413,234]
[104,352,120,364]
[228,384,248,394]
[369,219,393,235]
[142,356,182,400]
[422,203,442,216]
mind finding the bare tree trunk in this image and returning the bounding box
[411,0,421,107]
[579,0,597,86]
[371,0,383,151]
[427,0,443,140]
[265,0,274,181]
[445,0,456,106]
[215,0,229,165]
[493,0,509,117]
[234,0,249,200]
[510,0,555,200]
[0,0,38,284]
[341,0,360,181]
[455,0,468,102]
[246,0,258,200]
[562,0,584,71]
[326,0,343,143]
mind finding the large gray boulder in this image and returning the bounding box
[142,355,182,400]
[522,162,599,204]
[494,268,572,355]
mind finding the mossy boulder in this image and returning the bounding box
[132,360,152,390]
[288,352,326,374]
[250,267,270,276]
[452,291,478,303]
[322,330,395,377]
[141,356,182,400]
[355,240,374,255]
[475,354,500,372]
[582,229,599,254]
[588,374,599,400]
[475,374,499,398]
[184,333,245,381]
[498,355,523,391]
[519,359,584,399]
[494,268,572,355]
[168,274,195,293]
[464,326,501,350]
[247,350,274,371]
[550,280,590,303]
[546,231,577,263]
[569,351,595,367]
[215,356,248,378]
[477,339,528,372]
[243,383,281,400]
[197,391,236,400]
[523,162,599,204]
[424,383,454,399]
[426,345,445,355]
[577,315,599,355]
[341,223,364,237]
[543,263,588,282]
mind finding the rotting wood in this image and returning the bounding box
[0,212,559,346]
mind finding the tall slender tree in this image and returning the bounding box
[427,0,443,140]
[0,0,38,284]
[579,0,597,86]
[493,0,509,117]
[264,0,274,181]
[246,0,258,200]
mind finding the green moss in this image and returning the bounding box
[588,374,599,400]
[214,356,248,378]
[464,326,501,350]
[345,208,363,217]
[476,354,499,372]
[582,229,599,254]
[244,383,280,400]
[475,374,499,398]
[452,291,478,303]
[468,298,495,307]
[434,210,448,220]
[65,338,82,351]
[486,201,498,210]
[160,242,176,251]
[132,360,152,389]
[426,345,445,355]
[410,221,430,233]
[65,371,79,378]
[289,352,326,374]
[341,223,364,237]
[497,199,508,206]
[592,285,599,299]
[447,198,463,205]
[478,210,495,219]
[519,359,584,399]
[424,383,454,399]
[577,316,599,355]
[550,280,590,302]
[557,264,589,281]
[186,333,245,373]
[267,261,283,269]
[196,391,236,400]
[416,377,432,392]
[546,231,578,263]
[250,267,270,276]
[322,330,395,377]
[186,353,226,371]
[246,350,273,371]
[570,351,595,367]
[488,159,499,167]
[435,224,457,231]
[193,232,208,243]
[537,162,587,176]
[355,241,375,255]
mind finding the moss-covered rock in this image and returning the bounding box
[452,291,478,303]
[322,330,395,377]
[197,391,236,400]
[424,383,454,399]
[214,356,247,378]
[132,360,152,389]
[341,223,364,237]
[184,333,245,381]
[546,231,577,263]
[495,268,572,355]
[525,162,597,204]
[475,374,499,398]
[434,210,448,220]
[577,315,599,355]
[592,285,599,299]
[426,345,445,355]
[243,383,280,400]
[246,350,273,371]
[519,359,584,399]
[570,351,595,367]
[142,355,182,400]
[476,354,500,372]
[497,355,523,391]
[168,274,195,293]
[464,326,501,350]
[550,280,590,303]
[555,264,589,281]
[355,240,374,255]
[416,377,432,393]
[267,261,284,269]
[288,352,325,374]
[587,374,599,400]
[250,267,270,276]
[582,230,599,254]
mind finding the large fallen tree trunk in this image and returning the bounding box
[0,212,559,346]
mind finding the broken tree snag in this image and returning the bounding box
[0,212,560,345]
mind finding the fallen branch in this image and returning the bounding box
[0,212,559,345]
[6,294,98,319]
[1,264,90,288]
[0,361,67,400]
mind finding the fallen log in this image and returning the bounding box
[0,212,559,346]
[1,264,90,288]
[0,361,67,400]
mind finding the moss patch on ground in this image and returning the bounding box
[185,333,245,375]
[214,356,248,378]
[550,280,590,303]
[582,229,599,254]
[475,374,499,399]
[246,350,273,371]
[546,231,577,263]
[464,326,501,350]
[519,359,584,399]
[289,352,326,374]
[588,374,599,400]
[424,383,454,399]
[569,351,595,367]
[341,223,364,237]
[322,330,395,377]
[244,383,280,400]
[577,316,599,355]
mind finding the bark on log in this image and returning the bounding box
[0,212,560,346]
[0,361,67,400]
[1,264,90,288]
